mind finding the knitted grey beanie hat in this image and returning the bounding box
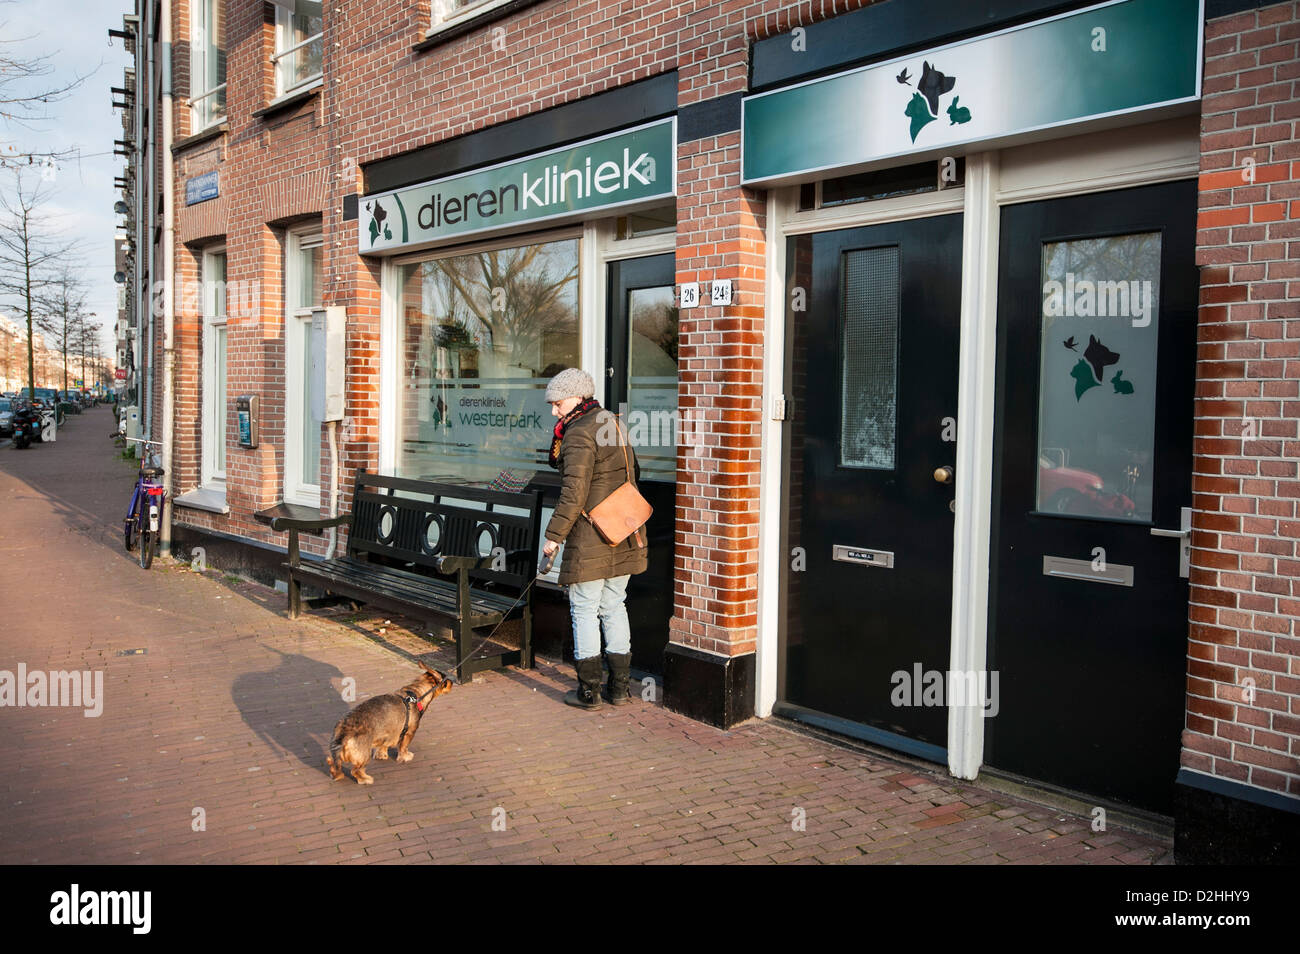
[545,367,596,403]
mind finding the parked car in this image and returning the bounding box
[0,398,12,437]
[1038,452,1136,518]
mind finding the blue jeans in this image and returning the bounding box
[567,575,632,660]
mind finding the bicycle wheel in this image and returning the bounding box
[138,496,154,569]
[124,490,138,552]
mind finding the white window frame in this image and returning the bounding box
[272,3,324,97]
[379,226,589,478]
[284,228,324,506]
[428,0,513,35]
[200,246,228,489]
[190,0,227,132]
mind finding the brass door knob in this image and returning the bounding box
[933,466,954,484]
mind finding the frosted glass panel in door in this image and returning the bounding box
[1036,232,1161,521]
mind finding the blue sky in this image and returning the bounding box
[0,0,133,361]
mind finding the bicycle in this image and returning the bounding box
[119,437,166,569]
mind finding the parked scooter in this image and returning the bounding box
[10,404,39,449]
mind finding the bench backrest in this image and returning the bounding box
[347,472,542,590]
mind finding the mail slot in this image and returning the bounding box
[832,544,894,568]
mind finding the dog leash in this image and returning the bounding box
[448,551,556,676]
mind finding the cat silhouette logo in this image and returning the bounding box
[366,199,392,246]
[902,61,972,143]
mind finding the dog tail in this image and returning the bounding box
[326,727,345,777]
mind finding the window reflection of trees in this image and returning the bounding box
[416,241,579,378]
[630,294,678,365]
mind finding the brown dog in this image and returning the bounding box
[327,663,453,784]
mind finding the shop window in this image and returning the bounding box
[430,0,511,31]
[615,204,676,240]
[285,229,323,504]
[201,248,228,486]
[1035,232,1161,522]
[190,0,227,131]
[840,245,899,470]
[273,2,323,96]
[396,236,580,485]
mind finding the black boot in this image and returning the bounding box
[604,652,633,705]
[564,656,604,710]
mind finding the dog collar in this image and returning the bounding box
[402,688,432,712]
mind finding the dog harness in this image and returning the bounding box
[396,684,439,748]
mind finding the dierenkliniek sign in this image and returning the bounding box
[741,0,1203,186]
[359,118,676,254]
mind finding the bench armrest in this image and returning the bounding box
[274,514,350,569]
[270,514,350,533]
[433,554,490,574]
[433,547,534,575]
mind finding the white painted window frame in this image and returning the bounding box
[379,226,588,478]
[428,0,512,35]
[190,0,226,132]
[284,228,324,506]
[272,4,324,97]
[200,246,228,489]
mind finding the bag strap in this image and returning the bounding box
[579,412,645,548]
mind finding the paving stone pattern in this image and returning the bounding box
[0,409,1172,864]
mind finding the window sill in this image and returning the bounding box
[174,486,230,514]
[172,122,228,154]
[414,0,546,51]
[252,79,323,119]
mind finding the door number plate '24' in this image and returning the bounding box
[833,545,894,568]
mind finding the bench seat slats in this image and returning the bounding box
[293,557,518,625]
[282,473,543,683]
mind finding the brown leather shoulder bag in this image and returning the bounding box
[581,413,652,548]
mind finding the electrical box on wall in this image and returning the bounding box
[310,306,346,422]
[236,395,259,448]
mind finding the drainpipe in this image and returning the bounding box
[159,0,176,556]
[327,420,339,558]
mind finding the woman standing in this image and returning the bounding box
[541,368,648,709]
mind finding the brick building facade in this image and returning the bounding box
[117,0,1299,862]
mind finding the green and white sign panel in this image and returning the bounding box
[360,118,676,254]
[742,0,1202,186]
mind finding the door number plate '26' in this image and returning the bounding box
[833,545,894,569]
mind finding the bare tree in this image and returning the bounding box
[0,1,92,169]
[35,264,87,392]
[0,169,80,399]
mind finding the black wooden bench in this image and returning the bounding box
[271,473,543,683]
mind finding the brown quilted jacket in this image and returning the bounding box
[544,407,650,585]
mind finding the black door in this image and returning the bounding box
[607,253,677,673]
[780,215,964,756]
[986,180,1198,814]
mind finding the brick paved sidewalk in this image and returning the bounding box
[0,409,1172,864]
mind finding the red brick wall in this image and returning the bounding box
[1188,0,1300,797]
[154,0,880,587]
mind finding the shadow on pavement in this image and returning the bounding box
[231,646,349,775]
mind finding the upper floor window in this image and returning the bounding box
[190,0,227,131]
[431,0,512,31]
[274,2,323,95]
